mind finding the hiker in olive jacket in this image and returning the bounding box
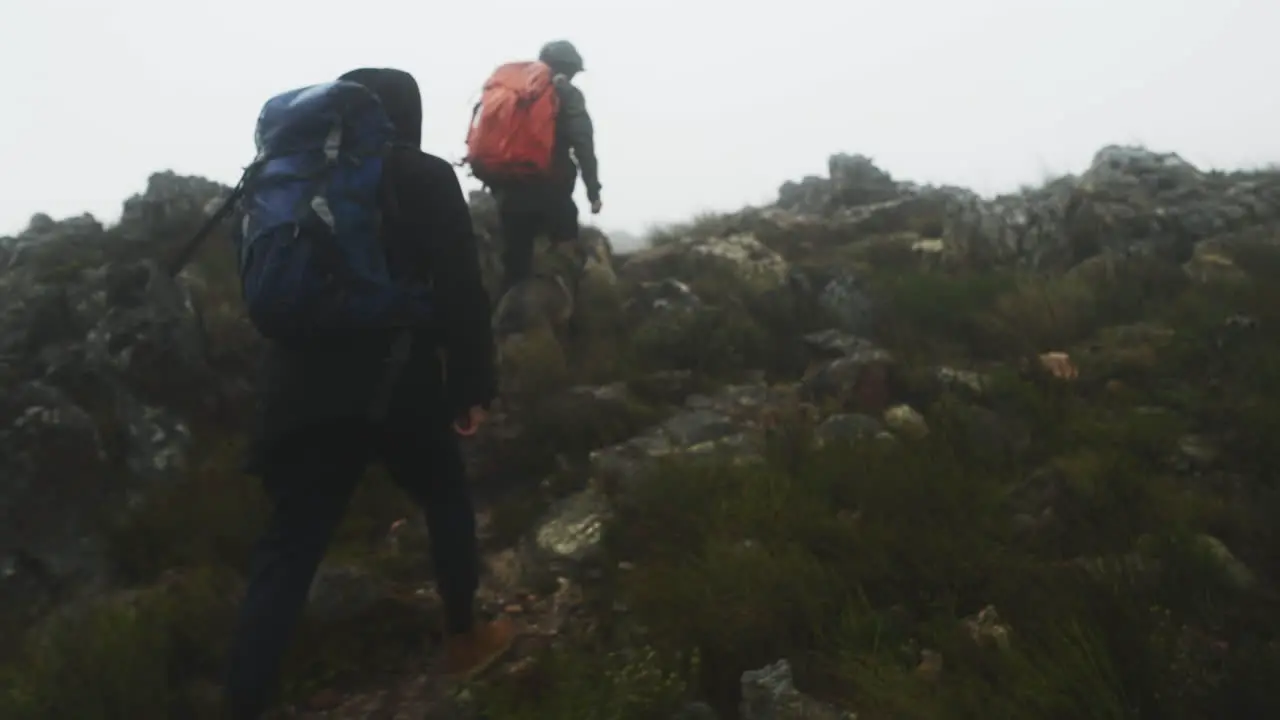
[223,68,513,720]
[492,39,602,293]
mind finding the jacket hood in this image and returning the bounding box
[338,67,423,148]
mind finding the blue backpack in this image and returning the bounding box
[227,80,432,340]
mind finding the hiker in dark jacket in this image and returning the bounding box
[223,68,513,720]
[492,39,602,293]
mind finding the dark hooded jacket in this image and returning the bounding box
[548,76,600,203]
[539,40,600,203]
[250,68,495,460]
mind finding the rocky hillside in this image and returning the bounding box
[2,146,1279,720]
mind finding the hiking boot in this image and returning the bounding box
[440,616,517,680]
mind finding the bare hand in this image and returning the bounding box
[590,198,603,215]
[453,405,488,436]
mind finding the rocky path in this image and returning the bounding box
[281,362,887,719]
[280,504,595,720]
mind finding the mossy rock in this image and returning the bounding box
[496,383,665,487]
[498,324,571,397]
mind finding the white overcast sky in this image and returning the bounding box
[2,0,1278,249]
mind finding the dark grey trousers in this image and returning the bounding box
[223,420,478,719]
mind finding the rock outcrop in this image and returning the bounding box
[940,146,1280,269]
[1,173,231,613]
[771,144,1280,272]
[638,145,1280,282]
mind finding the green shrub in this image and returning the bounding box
[0,568,239,720]
[105,439,266,584]
[630,302,773,380]
[867,254,1191,363]
[869,269,1020,359]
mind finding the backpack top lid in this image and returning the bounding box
[482,61,555,98]
[465,63,560,181]
[243,80,396,240]
[253,80,394,163]
[167,80,389,279]
[235,79,431,340]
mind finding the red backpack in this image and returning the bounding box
[464,61,560,183]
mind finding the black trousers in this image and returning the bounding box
[223,420,479,719]
[498,193,580,293]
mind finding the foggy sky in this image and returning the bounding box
[3,0,1278,249]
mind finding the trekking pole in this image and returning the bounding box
[165,183,245,278]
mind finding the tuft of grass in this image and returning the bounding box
[474,642,692,720]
